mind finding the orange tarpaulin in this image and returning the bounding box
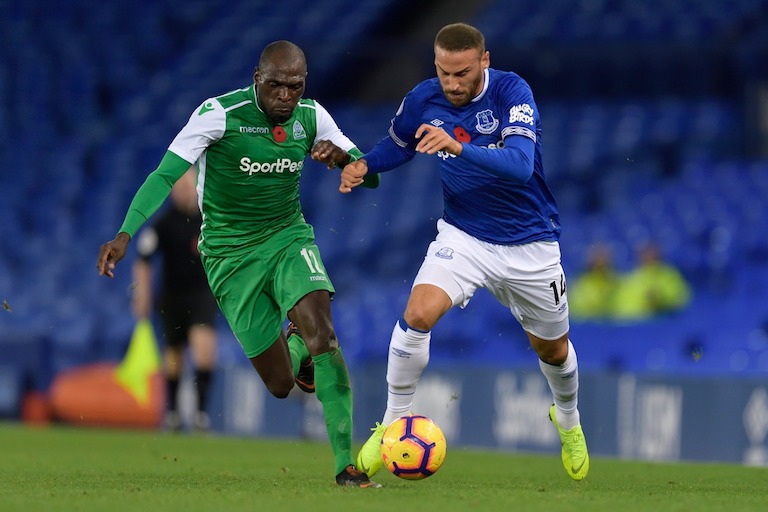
[48,320,165,428]
[49,363,164,427]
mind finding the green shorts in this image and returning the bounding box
[201,222,334,358]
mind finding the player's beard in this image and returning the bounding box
[443,76,482,107]
[444,91,470,107]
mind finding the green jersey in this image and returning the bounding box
[167,84,361,257]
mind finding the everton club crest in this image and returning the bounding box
[475,109,499,134]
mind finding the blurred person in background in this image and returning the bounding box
[342,23,589,481]
[568,244,620,321]
[97,40,380,488]
[611,242,692,321]
[132,167,218,433]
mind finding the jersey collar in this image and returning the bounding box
[471,68,490,103]
[251,84,265,113]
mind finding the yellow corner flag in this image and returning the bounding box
[115,319,162,406]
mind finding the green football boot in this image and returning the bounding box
[355,422,387,478]
[549,404,590,481]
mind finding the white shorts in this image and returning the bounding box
[413,219,569,340]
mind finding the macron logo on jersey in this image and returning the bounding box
[509,104,534,125]
[240,126,270,134]
[198,102,215,116]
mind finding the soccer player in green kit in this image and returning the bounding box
[96,40,381,488]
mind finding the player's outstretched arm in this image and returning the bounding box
[340,160,369,194]
[96,232,131,278]
[311,140,351,169]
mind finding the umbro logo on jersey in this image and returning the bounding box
[198,102,215,115]
[430,119,444,127]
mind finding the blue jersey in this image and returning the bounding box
[365,68,560,246]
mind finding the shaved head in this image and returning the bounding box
[258,40,307,75]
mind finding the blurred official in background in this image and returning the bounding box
[132,167,218,432]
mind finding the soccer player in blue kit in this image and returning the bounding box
[342,23,589,481]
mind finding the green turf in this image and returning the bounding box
[1,422,766,512]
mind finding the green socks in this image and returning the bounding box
[313,348,354,474]
[287,333,310,378]
[287,333,354,475]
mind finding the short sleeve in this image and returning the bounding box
[168,98,227,163]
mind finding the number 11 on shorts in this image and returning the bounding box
[300,247,325,275]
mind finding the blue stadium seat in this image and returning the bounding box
[2,0,767,400]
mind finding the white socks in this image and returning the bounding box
[382,319,430,426]
[381,321,580,431]
[539,339,581,430]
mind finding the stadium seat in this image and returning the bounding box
[2,0,768,401]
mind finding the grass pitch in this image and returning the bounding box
[1,422,766,512]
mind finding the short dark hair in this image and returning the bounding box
[435,23,485,53]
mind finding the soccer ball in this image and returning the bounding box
[379,415,447,480]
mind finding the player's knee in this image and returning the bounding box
[304,326,339,355]
[265,375,295,399]
[541,350,567,366]
[402,308,437,332]
[530,333,569,365]
[267,386,292,399]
